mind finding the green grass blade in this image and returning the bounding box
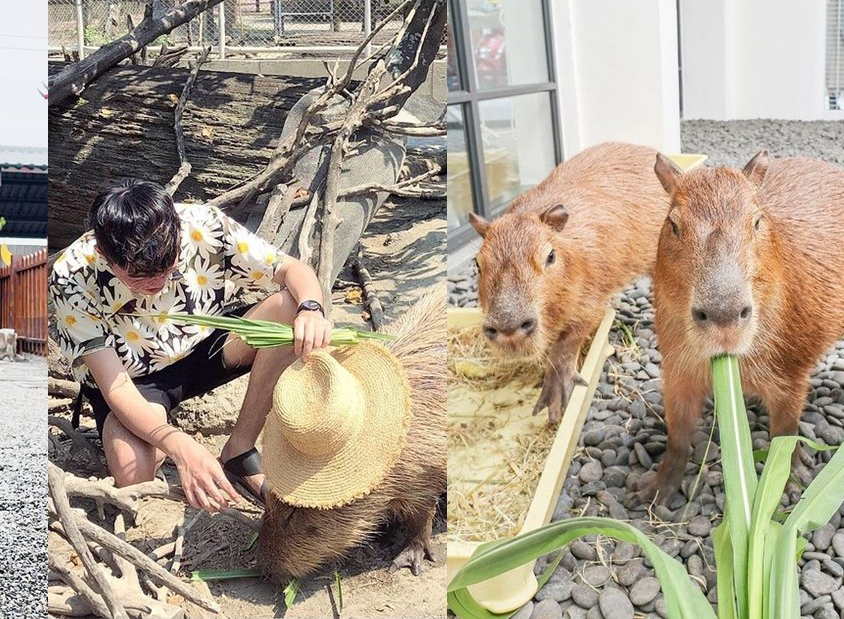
[334,571,344,613]
[711,521,737,619]
[190,568,260,581]
[284,577,301,608]
[747,435,799,619]
[448,517,715,619]
[711,355,757,618]
[768,527,799,619]
[782,434,844,535]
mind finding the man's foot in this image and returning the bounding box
[220,446,268,506]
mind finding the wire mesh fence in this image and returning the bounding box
[48,0,413,58]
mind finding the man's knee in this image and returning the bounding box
[259,290,296,322]
[102,414,163,487]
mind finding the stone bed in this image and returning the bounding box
[447,120,844,619]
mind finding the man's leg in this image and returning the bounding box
[102,404,168,487]
[219,290,299,497]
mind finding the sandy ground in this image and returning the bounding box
[50,193,446,619]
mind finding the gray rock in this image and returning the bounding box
[598,589,633,619]
[802,595,831,615]
[616,559,646,587]
[629,577,661,607]
[801,570,840,597]
[634,442,653,469]
[832,588,844,610]
[582,565,611,587]
[564,607,588,619]
[513,601,534,619]
[531,599,563,619]
[687,515,712,537]
[813,524,836,551]
[823,559,844,578]
[579,461,604,484]
[831,532,844,558]
[570,540,597,561]
[536,580,575,603]
[814,607,838,619]
[571,584,599,609]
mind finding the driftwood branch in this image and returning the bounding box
[48,463,130,619]
[352,256,385,330]
[62,470,170,514]
[164,46,212,196]
[339,165,443,199]
[48,416,107,475]
[49,0,225,106]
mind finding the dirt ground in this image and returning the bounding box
[50,194,446,619]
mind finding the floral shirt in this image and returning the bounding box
[49,203,284,387]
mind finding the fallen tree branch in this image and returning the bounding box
[164,45,212,196]
[339,165,442,199]
[49,377,81,399]
[351,256,385,331]
[48,555,112,618]
[62,471,170,516]
[49,0,225,106]
[48,463,129,619]
[48,416,107,475]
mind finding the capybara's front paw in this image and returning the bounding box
[389,535,435,577]
[625,470,680,509]
[532,367,588,425]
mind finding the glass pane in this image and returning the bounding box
[468,0,550,91]
[478,93,556,211]
[447,106,476,232]
[447,1,462,91]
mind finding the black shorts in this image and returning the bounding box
[80,305,254,437]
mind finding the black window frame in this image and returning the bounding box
[447,0,563,251]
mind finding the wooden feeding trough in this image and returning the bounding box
[446,153,708,613]
[447,307,615,613]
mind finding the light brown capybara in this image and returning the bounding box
[258,283,445,580]
[470,142,672,423]
[630,151,844,505]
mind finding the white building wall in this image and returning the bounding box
[551,0,682,156]
[680,0,839,120]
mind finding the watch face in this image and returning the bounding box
[300,300,322,312]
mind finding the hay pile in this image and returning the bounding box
[447,325,552,543]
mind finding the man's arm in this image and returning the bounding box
[273,256,333,357]
[82,347,239,512]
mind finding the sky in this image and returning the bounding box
[0,0,47,148]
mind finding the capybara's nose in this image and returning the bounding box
[483,314,538,340]
[692,303,753,327]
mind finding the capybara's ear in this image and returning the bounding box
[541,204,569,232]
[742,150,769,188]
[654,153,683,194]
[469,212,491,238]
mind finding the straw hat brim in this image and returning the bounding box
[262,341,412,509]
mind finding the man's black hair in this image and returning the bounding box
[89,180,181,277]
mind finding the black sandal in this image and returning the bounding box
[221,447,269,506]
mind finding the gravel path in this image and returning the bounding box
[0,356,47,618]
[448,120,844,619]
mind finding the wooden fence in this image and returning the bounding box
[0,249,48,356]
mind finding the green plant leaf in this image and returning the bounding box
[284,577,301,608]
[447,517,714,619]
[334,571,344,613]
[711,521,736,619]
[711,355,757,617]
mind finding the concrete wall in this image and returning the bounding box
[552,0,682,156]
[680,0,841,120]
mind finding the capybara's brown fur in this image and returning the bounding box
[471,142,672,423]
[632,151,844,505]
[257,283,446,580]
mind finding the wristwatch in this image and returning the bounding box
[297,300,325,317]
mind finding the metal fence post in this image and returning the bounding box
[218,1,226,59]
[364,0,372,57]
[75,0,86,60]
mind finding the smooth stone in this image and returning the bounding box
[571,584,599,609]
[580,461,604,484]
[832,532,844,558]
[813,524,836,551]
[583,565,611,587]
[514,601,534,619]
[687,515,712,537]
[629,577,661,606]
[616,559,645,587]
[531,598,563,619]
[571,540,598,561]
[801,570,840,597]
[814,607,838,619]
[585,607,603,619]
[598,588,633,619]
[536,580,575,603]
[563,607,587,619]
[633,442,653,469]
[802,595,831,615]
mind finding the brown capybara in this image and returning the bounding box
[257,283,446,579]
[470,142,672,423]
[630,151,844,506]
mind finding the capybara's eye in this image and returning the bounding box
[546,249,556,266]
[474,257,481,273]
[754,215,762,231]
[669,219,681,238]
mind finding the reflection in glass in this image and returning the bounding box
[447,1,462,91]
[478,93,556,211]
[467,0,549,91]
[447,106,476,232]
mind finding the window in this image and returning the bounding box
[827,0,844,110]
[447,0,562,251]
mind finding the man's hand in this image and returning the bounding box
[164,432,240,512]
[293,310,332,358]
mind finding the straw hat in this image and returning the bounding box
[262,341,412,509]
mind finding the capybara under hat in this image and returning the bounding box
[262,341,412,509]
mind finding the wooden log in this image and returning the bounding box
[48,62,324,251]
